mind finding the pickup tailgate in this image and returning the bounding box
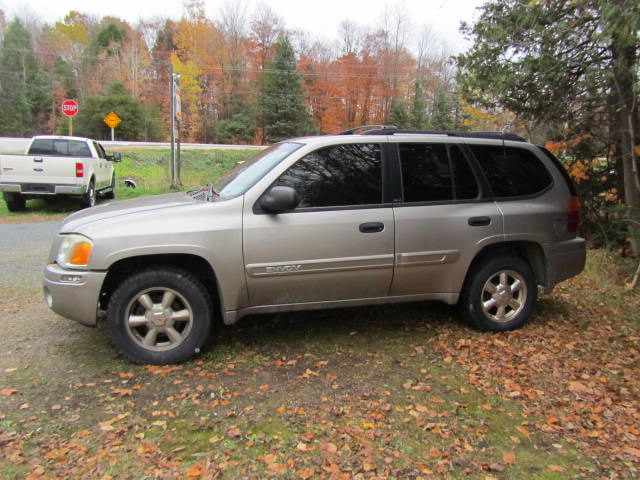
[0,154,82,186]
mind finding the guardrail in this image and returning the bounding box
[0,137,265,154]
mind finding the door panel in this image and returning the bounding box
[243,208,395,306]
[391,202,502,295]
[389,141,503,295]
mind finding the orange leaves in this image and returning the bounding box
[0,388,17,396]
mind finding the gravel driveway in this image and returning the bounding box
[0,221,116,381]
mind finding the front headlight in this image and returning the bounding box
[57,234,93,270]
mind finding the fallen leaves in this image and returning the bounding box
[0,388,17,396]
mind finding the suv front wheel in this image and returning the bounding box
[461,255,536,331]
[107,268,213,364]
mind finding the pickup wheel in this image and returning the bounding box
[107,268,213,364]
[103,174,116,200]
[81,179,96,208]
[3,192,26,212]
[460,255,536,331]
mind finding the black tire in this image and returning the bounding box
[460,255,536,331]
[3,192,26,212]
[103,174,116,200]
[107,268,213,364]
[81,179,96,208]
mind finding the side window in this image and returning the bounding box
[449,145,479,199]
[93,142,105,159]
[400,143,452,202]
[67,140,92,158]
[28,139,54,155]
[398,143,480,202]
[272,143,382,208]
[470,145,552,197]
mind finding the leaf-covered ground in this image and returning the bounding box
[1,251,639,479]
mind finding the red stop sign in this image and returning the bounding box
[61,99,79,118]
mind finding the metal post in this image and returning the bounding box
[68,117,73,136]
[111,127,114,142]
[170,71,176,189]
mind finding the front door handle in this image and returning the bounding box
[359,222,384,233]
[468,216,491,227]
[33,157,43,163]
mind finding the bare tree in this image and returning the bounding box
[338,20,362,56]
[250,2,284,70]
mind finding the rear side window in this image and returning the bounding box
[469,145,552,197]
[28,139,92,158]
[538,146,577,196]
[272,143,382,208]
[28,139,54,155]
[399,143,479,202]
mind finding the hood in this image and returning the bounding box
[60,192,197,233]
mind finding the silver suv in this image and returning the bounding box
[43,128,586,364]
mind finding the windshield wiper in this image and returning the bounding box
[188,184,219,202]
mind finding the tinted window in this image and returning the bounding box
[450,145,480,199]
[28,139,54,155]
[400,143,452,202]
[273,143,382,208]
[399,143,479,202]
[470,145,552,197]
[28,139,92,158]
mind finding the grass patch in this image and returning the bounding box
[0,148,259,221]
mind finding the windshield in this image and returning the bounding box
[216,142,303,200]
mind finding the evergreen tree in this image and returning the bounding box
[73,82,162,140]
[410,81,427,129]
[258,35,313,142]
[388,98,410,128]
[0,19,51,135]
[430,88,454,131]
[214,96,256,144]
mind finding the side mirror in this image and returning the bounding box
[259,186,300,213]
[107,152,122,162]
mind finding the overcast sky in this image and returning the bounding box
[2,0,485,53]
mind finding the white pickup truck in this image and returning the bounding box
[0,136,121,211]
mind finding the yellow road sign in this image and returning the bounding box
[104,111,121,129]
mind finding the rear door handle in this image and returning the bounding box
[468,216,491,227]
[359,222,384,233]
[33,157,43,163]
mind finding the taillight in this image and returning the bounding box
[75,162,84,178]
[567,196,580,234]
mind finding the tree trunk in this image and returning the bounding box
[611,30,640,256]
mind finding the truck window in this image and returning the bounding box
[93,142,107,159]
[28,139,92,158]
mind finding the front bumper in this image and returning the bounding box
[1,182,86,195]
[43,263,106,326]
[547,237,587,285]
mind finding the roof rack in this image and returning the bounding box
[338,125,527,142]
[339,125,399,135]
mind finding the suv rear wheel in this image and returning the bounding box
[107,268,213,364]
[460,255,536,331]
[3,192,26,212]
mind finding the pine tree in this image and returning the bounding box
[0,19,51,135]
[410,81,427,129]
[258,35,313,143]
[430,88,454,131]
[388,98,410,128]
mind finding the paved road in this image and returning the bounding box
[0,221,60,292]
